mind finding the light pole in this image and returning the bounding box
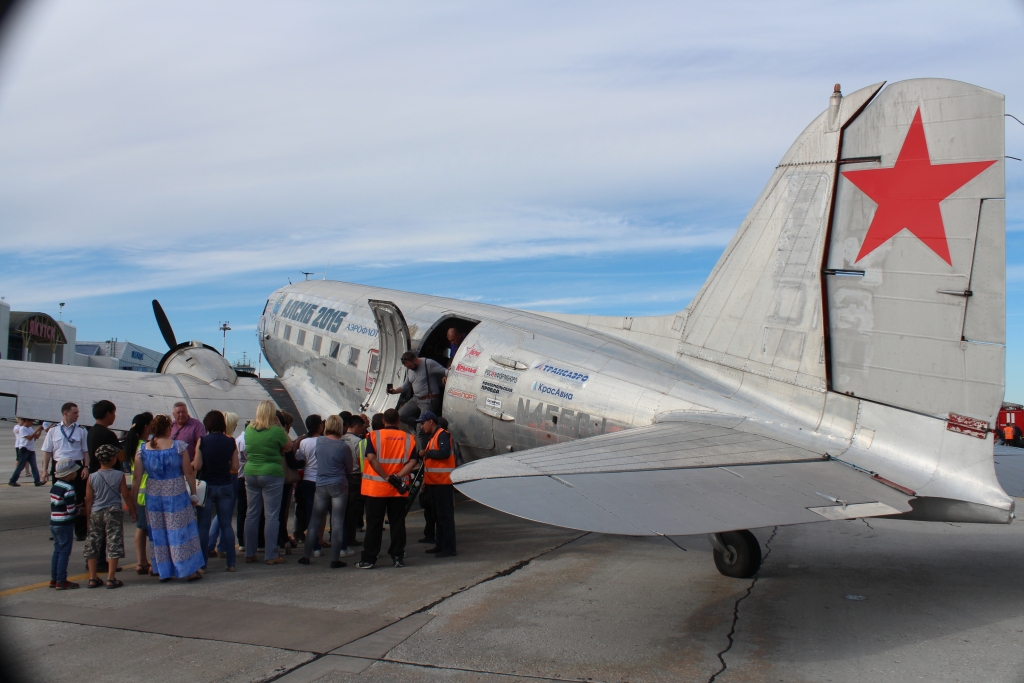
[219,321,231,357]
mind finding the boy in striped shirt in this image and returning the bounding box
[50,459,82,589]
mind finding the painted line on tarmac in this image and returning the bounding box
[0,564,139,599]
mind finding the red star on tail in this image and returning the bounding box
[842,108,996,266]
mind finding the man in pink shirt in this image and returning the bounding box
[171,402,206,462]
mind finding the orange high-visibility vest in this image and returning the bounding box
[422,428,454,486]
[361,428,415,498]
[1003,425,1017,440]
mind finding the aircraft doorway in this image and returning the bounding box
[418,315,480,369]
[361,300,411,415]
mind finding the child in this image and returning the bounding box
[50,459,81,589]
[84,444,137,589]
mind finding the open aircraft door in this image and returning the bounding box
[360,300,411,415]
[444,322,525,456]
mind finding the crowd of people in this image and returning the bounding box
[19,395,460,590]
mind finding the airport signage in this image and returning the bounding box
[28,319,57,341]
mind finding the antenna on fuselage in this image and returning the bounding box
[300,271,321,281]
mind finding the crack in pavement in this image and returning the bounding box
[861,518,874,530]
[707,527,778,683]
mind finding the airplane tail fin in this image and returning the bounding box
[679,79,1005,425]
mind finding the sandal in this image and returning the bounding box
[87,579,103,589]
[187,572,203,582]
[136,564,152,575]
[105,579,123,589]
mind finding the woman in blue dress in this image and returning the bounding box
[130,414,204,581]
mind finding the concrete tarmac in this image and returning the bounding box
[2,425,1024,682]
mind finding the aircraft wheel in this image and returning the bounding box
[711,530,762,579]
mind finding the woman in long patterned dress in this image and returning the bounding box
[130,414,203,581]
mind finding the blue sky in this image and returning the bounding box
[0,1,1022,397]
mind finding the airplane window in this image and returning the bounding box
[283,325,292,341]
[329,341,340,359]
[348,347,360,366]
[296,330,306,346]
[273,322,279,335]
[368,352,380,374]
[312,335,323,353]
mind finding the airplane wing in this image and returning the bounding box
[452,419,913,536]
[0,356,273,431]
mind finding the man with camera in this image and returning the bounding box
[355,409,420,569]
[386,351,447,450]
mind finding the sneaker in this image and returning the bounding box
[49,580,57,588]
[7,482,19,487]
[266,556,287,565]
[330,560,346,569]
[297,557,310,565]
[313,550,321,557]
[355,561,374,569]
[392,557,405,568]
[34,482,45,487]
[339,549,355,558]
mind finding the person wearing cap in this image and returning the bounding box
[418,412,457,557]
[41,403,90,540]
[387,351,447,450]
[50,458,83,589]
[355,408,420,569]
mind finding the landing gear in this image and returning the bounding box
[709,530,762,578]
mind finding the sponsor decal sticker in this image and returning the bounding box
[532,382,574,401]
[449,389,477,401]
[484,366,519,384]
[481,380,514,395]
[486,397,502,409]
[465,345,483,358]
[946,412,989,439]
[454,363,478,376]
[533,361,589,385]
[346,322,378,338]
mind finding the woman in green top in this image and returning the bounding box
[243,400,290,565]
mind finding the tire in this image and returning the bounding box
[712,530,762,578]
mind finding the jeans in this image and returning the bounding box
[277,482,293,548]
[399,398,441,451]
[344,474,364,544]
[303,483,348,562]
[420,485,436,541]
[294,480,316,541]
[50,524,74,583]
[197,483,237,567]
[10,448,40,485]
[361,496,408,565]
[245,476,284,560]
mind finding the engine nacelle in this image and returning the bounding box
[158,341,237,391]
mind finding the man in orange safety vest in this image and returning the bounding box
[418,411,457,557]
[355,408,420,569]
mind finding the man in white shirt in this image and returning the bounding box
[9,418,43,486]
[41,402,90,539]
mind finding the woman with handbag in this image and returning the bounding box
[243,401,290,565]
[194,411,240,571]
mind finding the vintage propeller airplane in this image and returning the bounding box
[0,78,1011,577]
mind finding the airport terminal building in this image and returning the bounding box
[0,300,159,371]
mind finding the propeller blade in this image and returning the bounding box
[152,299,178,349]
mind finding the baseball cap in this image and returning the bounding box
[416,411,439,423]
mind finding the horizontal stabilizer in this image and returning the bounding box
[453,421,911,535]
